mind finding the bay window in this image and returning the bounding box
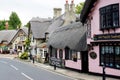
[100,45,120,69]
[100,4,119,30]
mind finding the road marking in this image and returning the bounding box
[10,65,18,70]
[21,72,34,80]
[0,61,7,64]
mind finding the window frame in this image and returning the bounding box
[51,47,57,58]
[59,49,63,59]
[99,3,119,30]
[100,44,120,69]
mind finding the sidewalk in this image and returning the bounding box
[31,61,119,80]
[0,54,119,80]
[0,54,18,59]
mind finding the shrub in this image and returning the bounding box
[20,52,28,60]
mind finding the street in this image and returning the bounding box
[0,58,73,80]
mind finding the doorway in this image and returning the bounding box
[81,51,88,73]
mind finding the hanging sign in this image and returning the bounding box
[90,52,97,59]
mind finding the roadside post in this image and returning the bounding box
[103,65,106,80]
[54,64,56,70]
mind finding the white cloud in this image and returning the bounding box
[0,0,85,25]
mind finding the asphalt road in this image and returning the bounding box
[0,58,74,80]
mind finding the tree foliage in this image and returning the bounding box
[24,38,31,52]
[25,22,30,28]
[9,12,22,29]
[75,2,84,14]
[0,20,6,30]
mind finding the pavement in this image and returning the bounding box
[0,54,119,80]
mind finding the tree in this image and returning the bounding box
[25,22,30,28]
[75,2,84,14]
[24,38,30,52]
[0,20,6,30]
[9,12,22,29]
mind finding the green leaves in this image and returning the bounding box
[0,20,6,30]
[0,12,22,30]
[9,12,22,29]
[75,2,84,14]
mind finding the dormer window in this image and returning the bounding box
[99,4,119,30]
[45,32,49,42]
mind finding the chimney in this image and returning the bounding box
[65,0,69,13]
[63,0,76,26]
[70,0,76,22]
[5,22,9,30]
[70,0,75,12]
[53,8,62,18]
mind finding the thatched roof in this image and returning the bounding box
[30,17,52,39]
[46,13,80,37]
[0,30,17,43]
[47,22,87,51]
[46,15,64,37]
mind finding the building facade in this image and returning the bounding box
[47,22,87,72]
[0,27,28,54]
[80,0,120,78]
[47,0,88,71]
[29,17,51,63]
[10,27,28,54]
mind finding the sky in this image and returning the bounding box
[0,0,85,25]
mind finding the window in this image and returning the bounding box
[51,48,57,58]
[59,49,63,59]
[100,4,119,30]
[65,48,78,62]
[87,21,91,38]
[18,46,22,50]
[100,45,120,69]
[20,36,25,41]
[65,47,69,60]
[45,33,49,42]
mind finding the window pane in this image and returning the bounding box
[109,46,114,67]
[113,4,119,11]
[100,8,106,29]
[115,46,120,68]
[100,8,105,14]
[100,15,106,29]
[52,48,57,58]
[106,6,112,28]
[101,46,105,65]
[101,46,105,54]
[106,6,111,13]
[109,46,113,53]
[65,48,69,60]
[106,13,112,27]
[69,50,72,60]
[77,52,81,59]
[113,12,119,27]
[105,46,109,53]
[59,49,63,59]
[72,50,77,62]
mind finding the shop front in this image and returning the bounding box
[89,33,120,77]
